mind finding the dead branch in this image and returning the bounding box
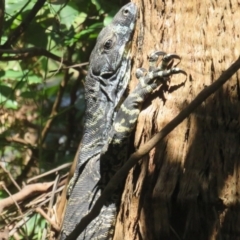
[40,69,72,144]
[5,135,34,147]
[0,182,54,213]
[0,163,21,191]
[65,57,240,240]
[27,163,71,183]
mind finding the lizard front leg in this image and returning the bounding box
[110,51,186,144]
[100,51,186,198]
[97,51,186,239]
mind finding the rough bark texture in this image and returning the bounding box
[114,0,240,240]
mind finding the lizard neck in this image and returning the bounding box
[78,57,130,166]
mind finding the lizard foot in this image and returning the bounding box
[148,51,182,71]
[136,51,186,88]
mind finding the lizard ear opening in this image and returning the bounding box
[100,72,114,79]
[104,39,113,50]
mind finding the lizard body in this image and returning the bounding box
[60,3,186,239]
[60,3,137,240]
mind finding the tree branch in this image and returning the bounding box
[0,47,88,70]
[0,47,68,65]
[2,0,47,48]
[0,182,54,213]
[0,0,4,43]
[65,56,240,239]
[40,47,74,144]
[0,162,21,191]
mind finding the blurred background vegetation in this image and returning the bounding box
[0,0,126,238]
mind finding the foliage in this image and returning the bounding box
[0,0,120,238]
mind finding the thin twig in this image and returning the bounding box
[40,46,75,144]
[0,182,54,213]
[27,163,71,183]
[65,57,240,239]
[40,70,71,144]
[36,207,60,232]
[1,184,29,240]
[0,162,21,191]
[0,47,85,69]
[25,178,66,208]
[5,135,35,147]
[48,175,59,214]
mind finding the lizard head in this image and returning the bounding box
[89,2,137,79]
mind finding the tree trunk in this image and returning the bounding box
[114,0,240,240]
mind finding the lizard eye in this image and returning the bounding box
[122,8,129,16]
[104,39,113,50]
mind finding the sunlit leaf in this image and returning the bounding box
[3,70,26,79]
[5,0,35,16]
[27,75,42,84]
[5,100,18,109]
[50,2,79,29]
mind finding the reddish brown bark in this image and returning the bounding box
[114,0,240,239]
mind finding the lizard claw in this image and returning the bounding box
[152,67,187,79]
[162,54,181,62]
[136,67,147,79]
[148,51,166,62]
[148,52,182,71]
[135,51,186,91]
[170,68,187,76]
[161,54,181,70]
[148,51,166,71]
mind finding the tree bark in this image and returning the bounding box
[114,0,240,240]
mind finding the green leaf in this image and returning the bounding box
[73,12,87,26]
[3,69,26,79]
[91,0,119,15]
[0,84,13,97]
[4,99,18,109]
[23,19,49,48]
[78,22,103,38]
[50,2,79,30]
[3,70,42,84]
[27,75,42,84]
[103,8,119,26]
[103,14,113,26]
[0,93,18,109]
[43,84,59,97]
[5,0,35,16]
[20,91,38,99]
[91,0,101,11]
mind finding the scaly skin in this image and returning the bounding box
[60,2,187,239]
[60,3,137,240]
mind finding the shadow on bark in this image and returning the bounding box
[146,87,240,240]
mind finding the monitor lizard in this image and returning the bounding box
[59,2,186,240]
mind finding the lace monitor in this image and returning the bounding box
[60,2,186,240]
